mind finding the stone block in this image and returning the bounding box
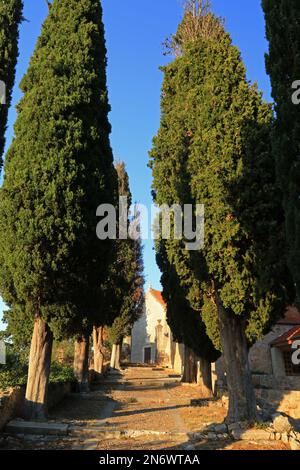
[232,428,271,441]
[214,423,227,433]
[6,420,69,436]
[272,414,293,434]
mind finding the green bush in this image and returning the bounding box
[0,353,75,391]
[0,351,28,390]
[49,362,75,384]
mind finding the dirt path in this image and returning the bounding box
[1,366,291,450]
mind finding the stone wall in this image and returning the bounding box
[0,381,73,432]
[249,324,293,375]
[253,374,300,420]
[255,389,300,420]
[0,387,24,432]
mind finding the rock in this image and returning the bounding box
[214,423,227,433]
[231,428,271,441]
[228,421,248,433]
[290,438,300,451]
[205,423,217,432]
[188,432,206,442]
[206,432,217,440]
[272,414,293,434]
[217,433,230,441]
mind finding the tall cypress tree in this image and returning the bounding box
[150,2,292,422]
[0,0,23,168]
[108,162,144,370]
[156,237,220,394]
[262,0,300,304]
[0,0,117,419]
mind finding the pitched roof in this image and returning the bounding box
[277,306,300,325]
[149,288,166,308]
[270,326,300,348]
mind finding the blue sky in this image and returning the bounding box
[0,0,271,328]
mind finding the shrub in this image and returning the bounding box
[0,354,75,391]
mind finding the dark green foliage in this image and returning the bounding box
[0,348,28,389]
[150,7,292,351]
[262,0,300,304]
[0,0,117,338]
[156,238,220,361]
[0,348,75,390]
[0,0,23,167]
[108,162,144,346]
[48,362,75,384]
[1,307,32,360]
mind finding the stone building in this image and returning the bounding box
[249,307,300,378]
[130,287,184,373]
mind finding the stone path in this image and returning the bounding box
[1,366,293,450]
[53,366,199,450]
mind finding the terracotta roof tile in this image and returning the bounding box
[149,288,166,308]
[270,326,300,347]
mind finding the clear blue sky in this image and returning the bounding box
[0,0,271,328]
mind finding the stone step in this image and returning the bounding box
[6,420,69,436]
[100,379,180,388]
[69,426,188,440]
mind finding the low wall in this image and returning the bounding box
[255,388,300,419]
[0,387,25,432]
[252,374,300,419]
[0,381,73,432]
[252,374,300,391]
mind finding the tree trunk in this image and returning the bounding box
[111,339,123,370]
[74,333,90,393]
[110,343,117,369]
[93,326,104,381]
[115,343,121,370]
[197,358,213,397]
[23,317,53,421]
[216,293,257,423]
[182,346,197,383]
[115,337,123,370]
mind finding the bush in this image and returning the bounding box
[49,362,75,384]
[0,351,28,390]
[0,353,75,391]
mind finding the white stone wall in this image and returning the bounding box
[131,290,170,364]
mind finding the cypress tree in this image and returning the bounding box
[108,162,144,370]
[262,0,300,304]
[0,0,117,419]
[156,237,220,394]
[0,0,23,168]
[150,1,292,422]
